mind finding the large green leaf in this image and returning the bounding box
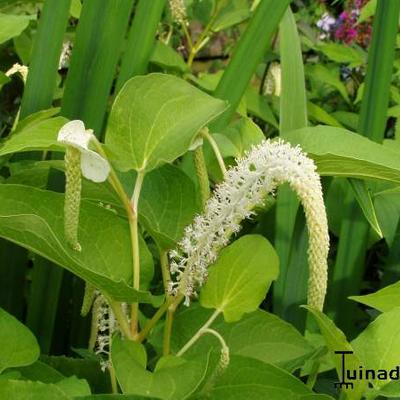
[139,164,200,250]
[0,307,39,373]
[0,380,71,400]
[116,0,166,91]
[19,0,70,119]
[41,355,112,394]
[200,235,279,322]
[0,13,31,44]
[204,355,333,400]
[150,305,314,372]
[111,336,209,399]
[0,376,90,399]
[78,396,160,400]
[274,5,308,331]
[60,0,134,134]
[352,307,400,389]
[285,126,400,183]
[5,161,197,253]
[77,396,161,400]
[105,73,228,173]
[15,360,64,383]
[350,280,400,313]
[0,116,67,157]
[304,307,367,400]
[279,7,307,135]
[0,184,154,303]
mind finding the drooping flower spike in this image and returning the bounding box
[169,139,329,311]
[57,120,110,251]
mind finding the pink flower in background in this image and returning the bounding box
[334,0,371,46]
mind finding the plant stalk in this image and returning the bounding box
[193,146,210,208]
[136,294,184,342]
[177,309,220,356]
[202,129,226,176]
[130,171,145,335]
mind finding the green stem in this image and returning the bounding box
[160,250,176,355]
[136,294,184,342]
[185,6,219,67]
[177,309,220,356]
[306,359,320,389]
[108,363,118,394]
[182,23,193,52]
[130,171,145,336]
[91,138,131,212]
[202,328,227,351]
[91,137,145,337]
[160,250,171,291]
[163,303,176,356]
[109,300,133,341]
[202,129,226,175]
[193,146,210,208]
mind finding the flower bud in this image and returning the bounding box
[64,146,82,252]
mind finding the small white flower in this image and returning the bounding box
[316,13,336,33]
[58,40,72,70]
[58,120,110,183]
[6,63,28,83]
[93,294,127,356]
[264,62,281,97]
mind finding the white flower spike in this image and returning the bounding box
[169,139,329,311]
[58,120,110,183]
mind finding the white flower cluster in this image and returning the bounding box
[58,40,73,70]
[264,62,281,97]
[169,0,187,25]
[6,63,28,83]
[93,295,117,362]
[169,139,329,311]
[316,12,336,40]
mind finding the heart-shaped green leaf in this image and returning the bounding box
[150,304,314,372]
[0,307,39,373]
[105,73,228,173]
[0,116,67,157]
[0,184,154,303]
[0,376,90,399]
[200,234,279,322]
[139,164,201,249]
[111,336,209,399]
[204,355,333,400]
